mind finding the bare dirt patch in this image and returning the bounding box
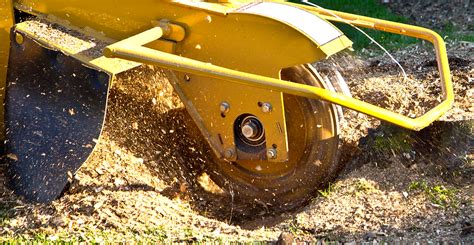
[387,0,473,35]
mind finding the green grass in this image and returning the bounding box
[143,225,168,241]
[408,181,459,209]
[288,218,300,235]
[372,126,413,153]
[318,182,336,198]
[1,232,87,243]
[292,0,471,50]
[373,131,412,153]
[293,0,418,50]
[0,226,258,243]
[0,203,13,227]
[354,179,377,193]
[441,22,474,42]
[1,231,203,243]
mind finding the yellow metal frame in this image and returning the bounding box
[300,5,454,130]
[105,7,453,131]
[0,0,13,83]
[0,0,14,140]
[7,1,454,130]
[9,0,354,162]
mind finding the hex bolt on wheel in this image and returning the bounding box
[220,101,230,117]
[261,102,273,113]
[266,148,277,159]
[224,148,235,159]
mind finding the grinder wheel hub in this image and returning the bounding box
[239,115,265,145]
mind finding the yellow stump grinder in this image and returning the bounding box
[0,0,453,208]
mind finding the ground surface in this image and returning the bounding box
[387,0,473,36]
[0,1,473,243]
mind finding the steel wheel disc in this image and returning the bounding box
[206,64,343,210]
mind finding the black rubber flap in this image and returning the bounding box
[5,31,109,203]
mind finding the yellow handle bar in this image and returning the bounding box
[104,9,453,131]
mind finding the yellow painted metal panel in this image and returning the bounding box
[0,0,14,140]
[13,0,348,75]
[14,20,140,75]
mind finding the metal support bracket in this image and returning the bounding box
[106,23,291,162]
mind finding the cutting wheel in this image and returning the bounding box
[206,64,346,210]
